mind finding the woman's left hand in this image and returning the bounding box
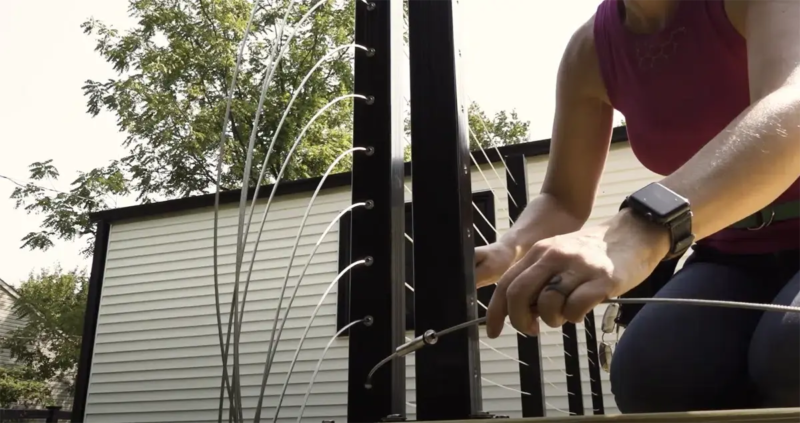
[485,209,672,338]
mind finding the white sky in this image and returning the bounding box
[0,0,621,285]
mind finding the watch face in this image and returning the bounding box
[632,183,689,220]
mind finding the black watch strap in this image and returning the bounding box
[665,212,694,261]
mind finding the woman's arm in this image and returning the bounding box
[500,19,615,257]
[653,0,800,241]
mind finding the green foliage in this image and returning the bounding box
[0,367,53,408]
[465,102,529,149]
[12,0,530,256]
[1,267,86,394]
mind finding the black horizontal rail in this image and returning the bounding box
[0,406,70,422]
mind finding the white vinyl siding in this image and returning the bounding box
[85,142,660,423]
[0,291,25,366]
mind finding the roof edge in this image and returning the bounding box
[0,277,20,300]
[90,126,628,223]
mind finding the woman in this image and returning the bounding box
[477,0,799,413]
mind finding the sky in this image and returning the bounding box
[0,0,618,286]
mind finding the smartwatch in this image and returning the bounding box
[620,182,695,261]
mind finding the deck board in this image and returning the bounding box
[413,408,800,423]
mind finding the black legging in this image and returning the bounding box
[610,245,800,413]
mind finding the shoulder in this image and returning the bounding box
[558,15,610,105]
[722,0,747,36]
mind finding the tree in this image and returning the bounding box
[12,0,530,257]
[1,267,87,395]
[0,367,53,408]
[402,101,530,161]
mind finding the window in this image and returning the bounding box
[337,191,496,333]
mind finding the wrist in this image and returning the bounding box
[498,230,528,263]
[611,208,672,264]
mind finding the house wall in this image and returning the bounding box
[83,142,663,423]
[0,291,25,366]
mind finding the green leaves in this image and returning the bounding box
[12,0,530,257]
[0,267,86,397]
[0,366,53,408]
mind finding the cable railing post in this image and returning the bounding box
[505,154,547,417]
[346,0,407,421]
[407,0,483,419]
[584,312,605,414]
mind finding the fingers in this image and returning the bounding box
[536,271,583,328]
[562,278,613,324]
[474,247,492,288]
[485,277,509,339]
[506,263,554,336]
[486,246,545,338]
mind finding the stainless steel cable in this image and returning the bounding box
[271,259,369,423]
[252,148,368,423]
[211,2,338,418]
[212,2,260,421]
[222,45,366,392]
[482,376,529,396]
[468,128,518,210]
[235,0,328,264]
[235,95,366,340]
[606,297,800,314]
[296,317,373,423]
[364,297,800,394]
[465,94,518,186]
[214,41,362,422]
[228,1,305,416]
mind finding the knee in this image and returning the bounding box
[749,312,800,407]
[609,310,748,413]
[609,327,680,413]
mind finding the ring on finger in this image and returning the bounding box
[543,274,572,297]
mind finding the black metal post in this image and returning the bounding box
[408,0,483,420]
[46,406,61,423]
[71,221,111,423]
[346,0,407,421]
[584,312,605,414]
[505,155,547,417]
[563,323,585,415]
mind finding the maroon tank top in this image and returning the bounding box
[593,0,799,254]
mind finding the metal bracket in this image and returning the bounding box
[468,411,508,419]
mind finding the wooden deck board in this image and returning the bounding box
[413,408,800,423]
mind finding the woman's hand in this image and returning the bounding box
[475,241,518,288]
[485,209,671,338]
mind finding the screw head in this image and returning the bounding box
[365,96,375,105]
[363,315,374,326]
[364,256,374,266]
[366,47,376,57]
[364,200,375,209]
[364,146,375,156]
[366,1,376,11]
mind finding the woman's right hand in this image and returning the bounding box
[475,241,518,288]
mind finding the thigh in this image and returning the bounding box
[610,261,772,413]
[749,271,800,407]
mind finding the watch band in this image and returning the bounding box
[619,184,695,262]
[664,211,694,261]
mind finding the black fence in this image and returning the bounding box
[0,407,70,423]
[345,0,603,421]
